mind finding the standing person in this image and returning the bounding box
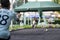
[0,0,20,40]
[32,17,38,28]
[32,18,36,28]
[0,3,1,9]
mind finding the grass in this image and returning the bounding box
[9,25,32,31]
[9,24,60,31]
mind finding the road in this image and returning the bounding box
[10,28,60,40]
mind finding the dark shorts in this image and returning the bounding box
[0,36,10,40]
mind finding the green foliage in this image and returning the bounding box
[53,0,60,4]
[13,0,28,9]
[13,0,23,8]
[53,0,60,13]
[23,25,32,29]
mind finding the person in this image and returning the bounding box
[32,17,38,28]
[0,0,20,40]
[0,3,1,9]
[48,13,54,28]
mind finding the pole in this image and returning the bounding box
[10,0,15,30]
[38,10,42,24]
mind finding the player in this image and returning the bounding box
[32,17,38,28]
[0,0,20,40]
[0,3,1,9]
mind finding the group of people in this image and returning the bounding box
[0,0,21,40]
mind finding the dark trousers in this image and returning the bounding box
[0,39,9,40]
[0,36,10,40]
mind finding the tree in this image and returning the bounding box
[53,0,60,13]
[53,0,60,4]
[13,0,28,8]
[13,0,23,8]
[25,0,28,3]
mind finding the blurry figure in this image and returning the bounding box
[19,13,23,26]
[0,3,1,9]
[15,13,21,24]
[48,13,55,28]
[32,17,38,28]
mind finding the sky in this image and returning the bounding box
[28,0,52,1]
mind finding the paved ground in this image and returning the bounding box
[10,28,60,40]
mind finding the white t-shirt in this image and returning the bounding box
[33,20,36,25]
[0,8,16,39]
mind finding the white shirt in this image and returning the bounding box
[0,8,16,39]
